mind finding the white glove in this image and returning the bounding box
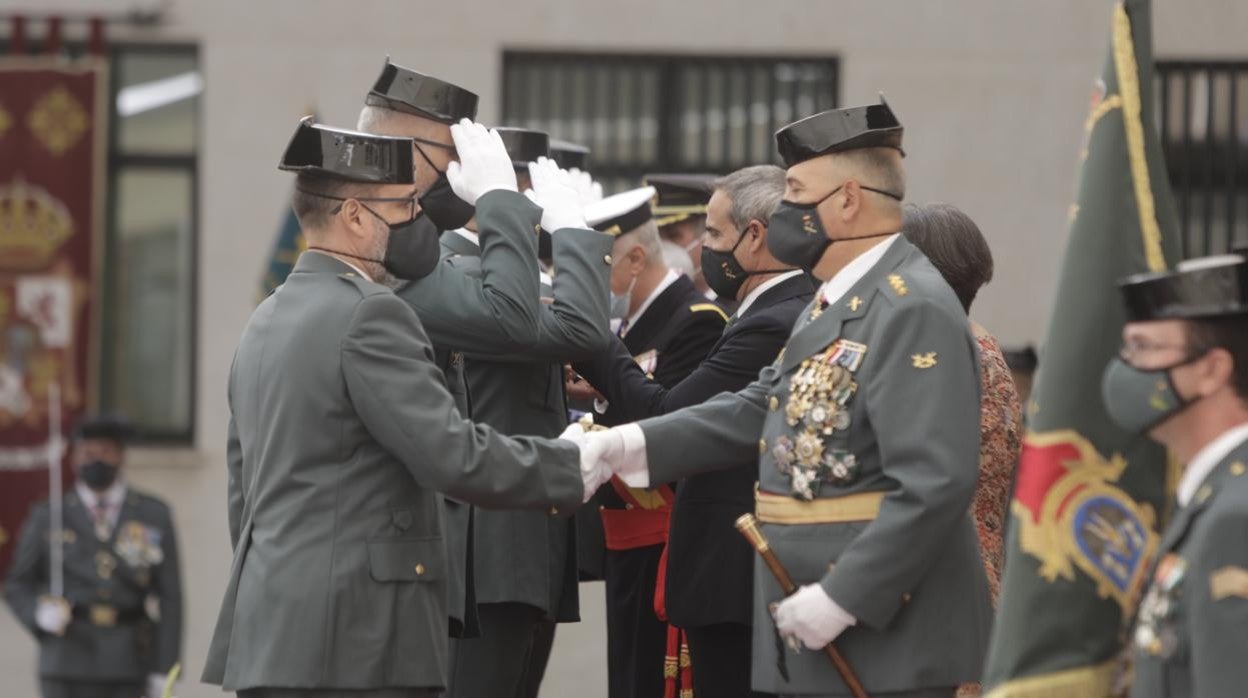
[558,423,613,502]
[567,168,604,207]
[446,119,518,205]
[146,672,169,698]
[525,157,588,232]
[773,583,856,650]
[35,596,70,636]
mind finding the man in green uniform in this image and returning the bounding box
[435,126,614,697]
[355,60,609,642]
[570,99,992,697]
[201,119,603,698]
[5,415,182,698]
[1101,253,1248,697]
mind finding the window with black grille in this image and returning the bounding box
[1156,60,1248,258]
[501,52,839,193]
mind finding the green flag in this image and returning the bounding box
[258,199,305,301]
[983,1,1181,695]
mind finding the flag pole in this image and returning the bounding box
[47,381,64,599]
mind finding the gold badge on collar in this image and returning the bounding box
[847,296,862,312]
[1211,566,1248,601]
[911,352,937,369]
[887,274,908,296]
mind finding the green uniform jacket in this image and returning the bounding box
[439,225,614,622]
[1132,434,1248,698]
[4,488,182,682]
[394,190,548,635]
[637,238,992,695]
[201,249,582,693]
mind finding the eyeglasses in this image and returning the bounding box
[1118,339,1197,363]
[297,188,419,220]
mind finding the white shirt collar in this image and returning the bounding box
[1177,422,1248,506]
[453,228,480,247]
[623,269,680,336]
[735,269,805,318]
[76,479,127,514]
[309,250,372,282]
[818,235,900,307]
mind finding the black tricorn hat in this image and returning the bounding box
[1119,254,1248,322]
[278,117,415,184]
[364,58,478,123]
[73,414,135,444]
[550,139,590,170]
[775,96,905,167]
[496,127,550,170]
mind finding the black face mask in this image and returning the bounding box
[309,203,441,282]
[767,184,903,270]
[700,223,789,300]
[79,460,119,491]
[381,211,442,281]
[414,143,475,231]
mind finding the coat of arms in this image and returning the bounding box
[1012,430,1159,611]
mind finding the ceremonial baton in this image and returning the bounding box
[735,513,868,698]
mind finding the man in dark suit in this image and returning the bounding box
[5,415,182,698]
[569,187,728,698]
[574,165,811,697]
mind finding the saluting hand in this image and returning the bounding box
[567,167,603,207]
[446,119,518,205]
[525,157,588,232]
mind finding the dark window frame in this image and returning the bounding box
[501,50,840,187]
[0,39,200,444]
[1155,59,1248,258]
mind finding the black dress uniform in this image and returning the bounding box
[5,486,182,698]
[577,271,814,697]
[573,186,728,697]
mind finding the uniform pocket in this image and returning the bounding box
[367,537,443,583]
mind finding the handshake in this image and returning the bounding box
[445,118,602,234]
[557,419,650,502]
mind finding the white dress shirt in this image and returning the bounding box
[1177,422,1248,506]
[734,269,805,319]
[76,479,128,533]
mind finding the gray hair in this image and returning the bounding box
[616,219,665,268]
[713,165,786,232]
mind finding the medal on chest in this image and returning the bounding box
[1134,553,1187,658]
[772,339,867,500]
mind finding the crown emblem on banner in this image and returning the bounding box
[0,178,75,272]
[27,86,88,156]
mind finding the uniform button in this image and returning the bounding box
[768,396,779,411]
[1232,462,1246,477]
[414,564,426,576]
[549,506,559,516]
[759,439,767,454]
[604,254,613,265]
